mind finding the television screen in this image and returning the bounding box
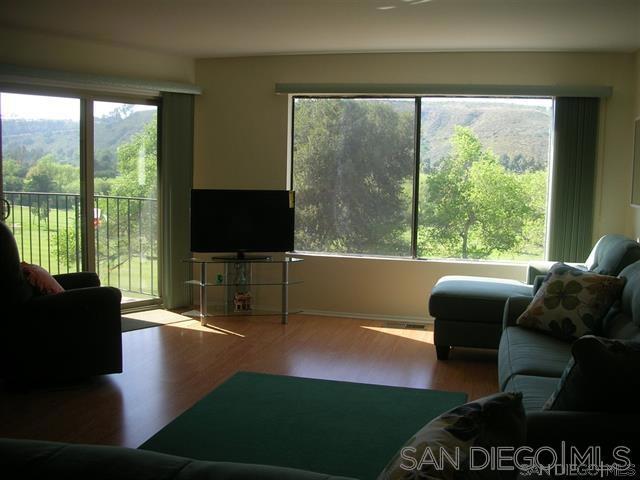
[190,189,295,255]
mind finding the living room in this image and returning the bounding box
[1,1,640,478]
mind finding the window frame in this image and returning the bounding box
[289,94,554,263]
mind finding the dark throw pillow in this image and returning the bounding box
[378,392,525,480]
[544,335,640,412]
[516,263,624,341]
[20,262,64,295]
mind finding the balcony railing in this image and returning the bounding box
[3,191,158,299]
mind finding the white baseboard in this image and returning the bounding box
[195,302,434,325]
[300,309,434,325]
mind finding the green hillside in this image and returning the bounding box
[2,109,156,177]
[421,100,552,172]
[326,98,552,172]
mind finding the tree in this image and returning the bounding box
[293,99,414,255]
[2,158,26,191]
[22,154,79,219]
[94,177,113,195]
[499,153,544,173]
[418,127,534,259]
[516,170,548,257]
[51,225,80,272]
[95,150,117,178]
[108,104,134,121]
[23,154,79,194]
[110,121,157,199]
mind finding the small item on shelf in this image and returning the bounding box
[236,264,247,285]
[233,291,252,312]
[216,274,224,285]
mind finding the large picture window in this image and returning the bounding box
[292,96,553,261]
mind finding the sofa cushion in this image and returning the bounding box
[429,276,533,323]
[515,263,624,341]
[503,375,559,413]
[608,260,640,327]
[585,234,640,276]
[378,392,525,480]
[597,260,640,340]
[601,309,640,341]
[544,336,640,412]
[498,326,571,389]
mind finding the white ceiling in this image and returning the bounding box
[1,0,639,58]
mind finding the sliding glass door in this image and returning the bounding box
[0,91,160,306]
[93,101,159,303]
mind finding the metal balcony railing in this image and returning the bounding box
[3,191,158,299]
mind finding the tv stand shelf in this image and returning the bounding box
[183,256,303,325]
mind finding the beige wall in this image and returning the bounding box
[194,52,637,320]
[0,26,195,83]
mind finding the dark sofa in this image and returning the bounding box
[0,438,355,480]
[499,260,640,456]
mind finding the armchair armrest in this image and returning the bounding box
[53,272,101,290]
[526,261,555,284]
[502,295,532,329]
[25,286,120,318]
[532,274,546,295]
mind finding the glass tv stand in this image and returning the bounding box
[183,257,303,325]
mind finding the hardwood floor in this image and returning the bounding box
[0,313,498,448]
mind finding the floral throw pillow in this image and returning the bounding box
[20,262,64,295]
[378,392,525,480]
[516,263,624,341]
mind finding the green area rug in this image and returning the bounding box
[140,371,467,479]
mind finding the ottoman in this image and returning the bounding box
[428,276,533,360]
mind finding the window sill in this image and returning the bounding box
[290,250,534,268]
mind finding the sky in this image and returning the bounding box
[0,92,156,120]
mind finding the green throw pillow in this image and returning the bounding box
[516,263,625,341]
[544,335,640,412]
[378,392,525,480]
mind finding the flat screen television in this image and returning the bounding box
[190,189,295,257]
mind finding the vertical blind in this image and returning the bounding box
[160,92,194,308]
[547,97,600,262]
